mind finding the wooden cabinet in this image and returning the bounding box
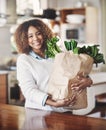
[59,7,98,43]
[0,74,8,104]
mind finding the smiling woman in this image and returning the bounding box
[28,26,45,58]
[13,18,93,114]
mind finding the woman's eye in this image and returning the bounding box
[28,35,33,38]
[36,31,41,35]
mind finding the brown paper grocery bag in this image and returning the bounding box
[47,51,93,110]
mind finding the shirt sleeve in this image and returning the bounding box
[16,54,49,106]
[42,94,49,106]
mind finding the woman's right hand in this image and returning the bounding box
[46,94,76,107]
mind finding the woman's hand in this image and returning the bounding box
[71,73,93,91]
[46,72,93,108]
[46,94,76,107]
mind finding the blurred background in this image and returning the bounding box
[0,0,106,71]
[0,0,106,112]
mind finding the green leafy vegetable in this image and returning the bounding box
[64,39,78,51]
[45,36,62,58]
[45,37,105,67]
[64,39,105,67]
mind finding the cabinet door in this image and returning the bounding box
[0,74,8,103]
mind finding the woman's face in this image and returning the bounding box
[28,26,44,52]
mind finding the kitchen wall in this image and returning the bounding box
[0,0,17,65]
[48,0,100,9]
[0,25,16,65]
[101,0,106,71]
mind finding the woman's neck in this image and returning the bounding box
[32,49,45,58]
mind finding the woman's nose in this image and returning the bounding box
[33,35,38,40]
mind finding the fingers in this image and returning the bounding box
[77,72,85,78]
[71,77,90,91]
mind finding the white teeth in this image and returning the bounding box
[34,43,41,46]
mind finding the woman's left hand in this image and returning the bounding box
[71,73,93,91]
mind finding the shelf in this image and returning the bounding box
[60,7,85,23]
[58,7,98,43]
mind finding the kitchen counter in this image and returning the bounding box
[0,70,8,74]
[0,103,106,130]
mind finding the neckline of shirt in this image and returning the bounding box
[29,51,47,60]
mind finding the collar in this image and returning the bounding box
[29,51,47,60]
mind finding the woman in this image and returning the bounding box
[14,18,92,112]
